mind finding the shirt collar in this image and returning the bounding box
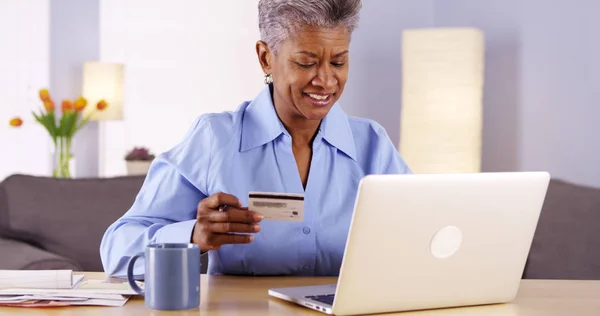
[240,85,357,161]
[240,85,287,152]
[319,101,357,161]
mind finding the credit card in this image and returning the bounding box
[248,191,304,222]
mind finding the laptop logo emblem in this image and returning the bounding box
[430,226,463,259]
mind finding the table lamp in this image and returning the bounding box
[399,28,484,174]
[81,62,124,176]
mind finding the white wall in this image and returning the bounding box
[51,0,100,178]
[519,0,600,187]
[340,0,435,147]
[433,0,522,173]
[5,1,599,188]
[434,0,600,188]
[0,0,51,181]
[99,0,265,177]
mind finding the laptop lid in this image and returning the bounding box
[331,172,550,315]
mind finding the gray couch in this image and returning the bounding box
[0,174,147,271]
[523,178,600,279]
[0,174,598,279]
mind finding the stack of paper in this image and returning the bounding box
[0,270,84,289]
[0,270,142,308]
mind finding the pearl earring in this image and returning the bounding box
[264,73,273,84]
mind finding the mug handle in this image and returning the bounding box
[126,252,145,295]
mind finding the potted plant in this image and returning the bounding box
[9,89,108,178]
[125,147,155,175]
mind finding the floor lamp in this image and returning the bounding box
[81,62,124,177]
[399,28,485,174]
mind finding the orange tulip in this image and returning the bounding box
[39,89,50,102]
[61,100,73,112]
[9,117,23,127]
[74,97,87,111]
[44,100,55,112]
[96,100,108,111]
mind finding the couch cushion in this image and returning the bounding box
[0,180,9,230]
[0,174,145,272]
[0,237,81,270]
[524,178,600,279]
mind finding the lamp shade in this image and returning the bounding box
[399,28,484,174]
[82,62,124,121]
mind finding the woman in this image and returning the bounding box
[100,0,411,277]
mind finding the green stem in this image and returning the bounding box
[64,137,72,177]
[61,137,65,178]
[53,139,59,178]
[53,136,73,178]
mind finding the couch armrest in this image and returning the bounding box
[0,237,82,270]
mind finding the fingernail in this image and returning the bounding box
[248,235,254,242]
[255,214,264,221]
[253,224,261,231]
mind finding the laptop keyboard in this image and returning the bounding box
[306,294,335,305]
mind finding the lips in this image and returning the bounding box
[303,92,333,107]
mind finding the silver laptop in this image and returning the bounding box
[268,172,550,315]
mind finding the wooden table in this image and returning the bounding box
[1,272,599,315]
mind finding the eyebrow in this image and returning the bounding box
[295,50,349,58]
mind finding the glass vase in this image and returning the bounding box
[53,136,74,178]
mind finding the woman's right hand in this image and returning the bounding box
[192,192,263,252]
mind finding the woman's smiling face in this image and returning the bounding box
[257,25,351,122]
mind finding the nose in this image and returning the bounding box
[311,64,337,90]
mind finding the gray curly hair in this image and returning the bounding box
[258,0,362,54]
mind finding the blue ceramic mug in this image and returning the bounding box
[126,243,201,310]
